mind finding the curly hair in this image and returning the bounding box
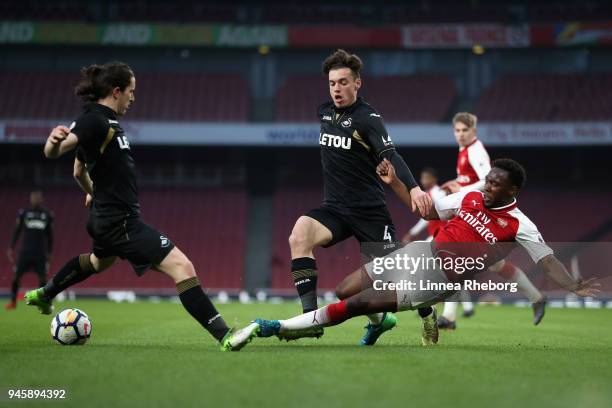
[322,49,363,79]
[75,61,134,102]
[492,158,527,189]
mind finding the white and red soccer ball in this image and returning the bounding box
[50,308,92,345]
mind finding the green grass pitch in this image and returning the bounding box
[1,300,611,408]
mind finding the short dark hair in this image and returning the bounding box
[492,158,527,189]
[322,49,363,79]
[75,61,134,102]
[421,167,438,179]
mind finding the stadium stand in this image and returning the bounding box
[2,0,610,24]
[0,71,249,122]
[0,187,248,292]
[276,75,456,122]
[475,74,612,121]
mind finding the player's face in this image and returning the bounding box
[30,191,43,207]
[115,76,136,116]
[453,122,476,147]
[483,168,516,208]
[420,172,437,190]
[328,68,361,108]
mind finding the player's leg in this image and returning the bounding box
[350,208,424,333]
[154,246,231,340]
[334,266,370,300]
[35,259,49,288]
[25,253,116,314]
[255,286,398,340]
[491,259,546,325]
[44,253,115,298]
[460,290,475,317]
[289,211,339,313]
[334,266,397,345]
[439,298,459,330]
[153,246,257,351]
[6,260,27,310]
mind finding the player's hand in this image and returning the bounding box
[85,194,93,208]
[571,277,601,297]
[48,125,70,145]
[441,180,461,193]
[6,248,14,264]
[376,158,397,184]
[410,187,433,217]
[401,233,413,244]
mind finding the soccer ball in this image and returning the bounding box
[50,308,92,345]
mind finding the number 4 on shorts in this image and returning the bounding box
[383,225,392,242]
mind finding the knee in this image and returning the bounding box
[288,227,311,252]
[177,258,196,280]
[335,283,349,300]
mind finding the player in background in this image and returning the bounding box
[244,159,599,344]
[438,112,546,329]
[402,167,447,244]
[5,191,53,310]
[23,62,256,351]
[286,49,432,345]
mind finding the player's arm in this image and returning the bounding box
[517,220,600,297]
[7,211,24,263]
[360,115,431,216]
[378,159,451,220]
[403,218,429,243]
[44,125,79,158]
[537,254,600,297]
[73,156,94,196]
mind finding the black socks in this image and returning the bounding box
[292,257,318,313]
[418,306,434,318]
[176,277,229,342]
[43,254,95,299]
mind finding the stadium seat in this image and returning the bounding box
[276,75,455,123]
[476,74,612,121]
[0,187,248,291]
[0,71,249,122]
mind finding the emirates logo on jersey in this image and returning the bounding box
[497,218,508,228]
[457,209,498,244]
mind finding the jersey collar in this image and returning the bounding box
[489,198,517,211]
[334,96,363,114]
[459,138,478,151]
[85,102,118,120]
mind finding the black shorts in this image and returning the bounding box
[86,212,175,276]
[305,205,398,257]
[14,254,48,282]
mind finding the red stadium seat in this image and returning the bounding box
[276,74,455,123]
[0,187,247,291]
[0,71,249,122]
[476,74,612,121]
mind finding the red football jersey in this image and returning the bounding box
[456,139,491,189]
[433,190,553,279]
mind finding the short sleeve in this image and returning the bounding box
[70,114,109,151]
[514,212,554,263]
[358,112,395,157]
